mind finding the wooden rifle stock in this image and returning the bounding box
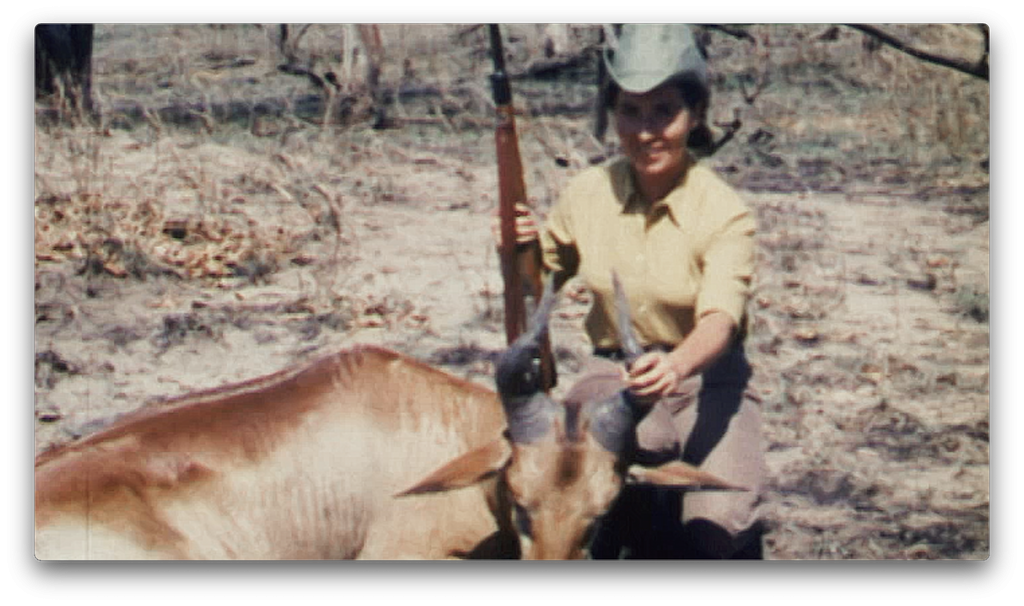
[489,24,556,390]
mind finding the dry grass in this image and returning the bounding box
[34,24,988,560]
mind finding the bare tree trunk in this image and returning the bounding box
[35,24,95,116]
[277,24,387,128]
[356,24,388,128]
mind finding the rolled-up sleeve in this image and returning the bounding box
[695,207,756,328]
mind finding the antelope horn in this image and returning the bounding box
[586,393,637,455]
[495,279,559,443]
[586,271,649,454]
[611,271,644,368]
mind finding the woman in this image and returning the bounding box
[499,24,766,559]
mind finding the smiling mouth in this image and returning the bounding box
[638,149,667,161]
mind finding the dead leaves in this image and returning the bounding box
[351,294,428,330]
[792,327,822,346]
[749,293,825,347]
[34,192,303,281]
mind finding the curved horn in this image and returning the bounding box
[586,394,637,455]
[495,279,559,443]
[585,271,647,454]
[611,271,644,368]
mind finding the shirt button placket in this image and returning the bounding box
[635,250,646,316]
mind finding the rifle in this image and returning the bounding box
[488,24,556,391]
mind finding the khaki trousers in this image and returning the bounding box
[587,345,767,559]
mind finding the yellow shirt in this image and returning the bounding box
[540,158,755,351]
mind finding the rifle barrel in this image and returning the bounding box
[489,24,512,106]
[488,23,556,389]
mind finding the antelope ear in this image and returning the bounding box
[395,438,513,497]
[626,461,748,491]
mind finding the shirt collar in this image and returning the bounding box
[612,158,690,227]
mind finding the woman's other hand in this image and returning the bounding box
[625,312,736,405]
[626,351,681,404]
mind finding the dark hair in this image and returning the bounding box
[602,74,715,157]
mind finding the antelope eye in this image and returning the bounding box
[513,502,532,538]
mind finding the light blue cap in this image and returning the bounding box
[603,24,708,93]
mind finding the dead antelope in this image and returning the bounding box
[35,274,740,560]
[398,274,745,560]
[35,346,513,560]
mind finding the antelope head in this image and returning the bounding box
[399,273,743,559]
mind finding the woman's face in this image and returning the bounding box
[613,84,696,182]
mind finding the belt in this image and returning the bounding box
[594,343,751,385]
[593,344,671,362]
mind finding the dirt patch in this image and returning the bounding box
[34,24,989,559]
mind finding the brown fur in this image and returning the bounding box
[38,346,499,467]
[36,344,741,560]
[398,363,746,560]
[555,447,582,488]
[395,272,744,559]
[35,345,510,560]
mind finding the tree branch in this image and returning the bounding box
[844,24,989,81]
[710,111,743,155]
[699,24,756,44]
[277,63,337,93]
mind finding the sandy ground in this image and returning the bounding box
[33,24,990,560]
